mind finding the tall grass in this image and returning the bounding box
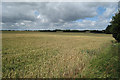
[82,42,120,78]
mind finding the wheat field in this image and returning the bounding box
[2,31,114,78]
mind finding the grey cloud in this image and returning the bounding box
[2,2,37,23]
[37,2,98,22]
[2,2,98,24]
[118,1,120,9]
[2,2,118,30]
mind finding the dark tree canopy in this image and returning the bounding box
[105,25,112,34]
[109,10,120,42]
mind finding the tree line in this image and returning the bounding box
[2,29,105,33]
[105,10,120,42]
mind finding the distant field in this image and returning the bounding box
[2,31,116,78]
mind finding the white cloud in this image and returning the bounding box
[20,23,25,25]
[103,7,117,18]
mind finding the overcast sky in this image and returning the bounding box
[1,2,119,30]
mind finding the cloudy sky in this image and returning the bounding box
[1,2,119,30]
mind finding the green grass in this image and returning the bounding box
[82,42,120,78]
[2,31,119,78]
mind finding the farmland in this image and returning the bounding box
[2,31,119,78]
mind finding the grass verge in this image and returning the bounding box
[82,41,120,78]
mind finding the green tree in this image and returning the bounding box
[110,10,120,42]
[105,25,112,34]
